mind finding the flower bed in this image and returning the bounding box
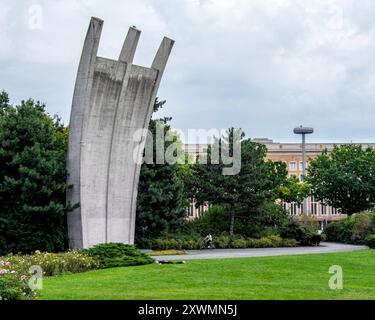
[0,260,36,300]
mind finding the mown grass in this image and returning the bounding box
[40,250,375,300]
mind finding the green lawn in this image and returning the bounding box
[40,250,375,300]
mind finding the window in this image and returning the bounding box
[289,162,297,171]
[311,196,317,215]
[321,204,327,215]
[290,203,297,215]
[299,162,304,171]
[281,202,287,211]
[197,205,205,217]
[186,204,194,217]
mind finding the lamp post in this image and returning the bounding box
[293,125,314,214]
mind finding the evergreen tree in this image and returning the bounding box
[191,128,288,235]
[0,91,69,254]
[135,100,189,238]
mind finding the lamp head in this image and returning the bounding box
[293,126,314,135]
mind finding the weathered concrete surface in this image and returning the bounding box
[67,17,174,248]
[151,242,369,261]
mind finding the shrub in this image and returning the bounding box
[138,235,297,250]
[365,235,375,249]
[246,238,259,248]
[154,239,167,250]
[264,235,282,247]
[302,232,324,246]
[280,238,298,247]
[0,260,37,300]
[351,212,374,244]
[257,202,290,230]
[231,238,247,249]
[6,250,98,277]
[280,220,308,242]
[324,211,375,244]
[257,237,273,248]
[324,222,342,242]
[185,239,199,250]
[214,236,231,249]
[182,205,228,236]
[83,243,154,268]
[0,274,24,300]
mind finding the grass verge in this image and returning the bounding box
[40,250,375,300]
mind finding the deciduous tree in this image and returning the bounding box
[306,145,375,215]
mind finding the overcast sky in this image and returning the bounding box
[1,0,375,143]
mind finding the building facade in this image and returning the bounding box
[183,139,375,228]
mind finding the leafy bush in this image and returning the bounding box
[324,218,355,243]
[256,202,290,231]
[181,203,289,239]
[365,235,375,249]
[141,235,296,250]
[0,260,36,300]
[5,250,98,277]
[280,219,324,246]
[214,236,231,249]
[0,248,103,300]
[263,235,282,247]
[351,212,374,243]
[140,237,204,250]
[0,274,24,300]
[301,232,324,246]
[83,243,154,268]
[324,211,375,244]
[280,238,298,247]
[255,237,273,248]
[324,221,342,242]
[232,238,247,249]
[280,220,308,242]
[184,240,200,250]
[182,205,229,236]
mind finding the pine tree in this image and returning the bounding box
[0,91,69,254]
[135,100,189,238]
[191,128,288,235]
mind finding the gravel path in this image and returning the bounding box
[152,242,368,261]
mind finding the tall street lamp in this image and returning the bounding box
[293,125,314,214]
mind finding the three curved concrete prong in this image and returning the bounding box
[67,17,174,249]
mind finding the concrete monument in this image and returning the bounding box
[66,17,174,248]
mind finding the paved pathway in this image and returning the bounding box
[152,242,368,261]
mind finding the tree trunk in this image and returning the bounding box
[229,206,235,236]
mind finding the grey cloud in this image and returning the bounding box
[1,0,375,144]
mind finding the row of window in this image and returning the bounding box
[186,204,206,217]
[288,161,306,171]
[188,202,339,218]
[282,202,339,216]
